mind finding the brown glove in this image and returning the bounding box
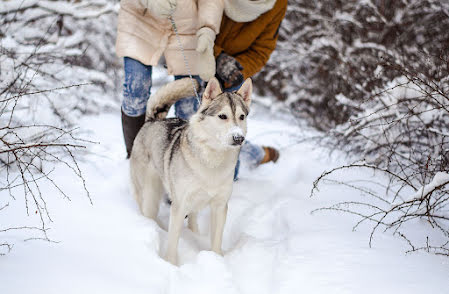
[216,52,244,89]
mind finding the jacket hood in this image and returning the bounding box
[224,0,276,22]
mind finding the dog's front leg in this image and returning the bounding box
[188,212,199,233]
[165,203,185,265]
[210,201,228,255]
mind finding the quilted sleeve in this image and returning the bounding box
[198,0,224,34]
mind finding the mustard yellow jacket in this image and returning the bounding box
[214,0,287,79]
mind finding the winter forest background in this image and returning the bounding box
[1,0,449,289]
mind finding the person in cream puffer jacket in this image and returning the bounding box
[116,0,222,79]
[116,0,223,158]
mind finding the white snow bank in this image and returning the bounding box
[1,107,448,294]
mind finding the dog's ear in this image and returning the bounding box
[202,77,222,103]
[237,78,252,108]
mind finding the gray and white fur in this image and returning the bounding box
[130,77,252,265]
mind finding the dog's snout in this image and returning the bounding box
[233,135,244,145]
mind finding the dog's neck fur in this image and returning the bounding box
[184,119,239,170]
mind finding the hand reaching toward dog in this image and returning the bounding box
[216,52,244,89]
[196,27,216,81]
[139,0,177,17]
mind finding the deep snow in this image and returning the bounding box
[1,94,448,294]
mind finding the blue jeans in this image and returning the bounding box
[122,58,202,118]
[122,57,265,178]
[122,57,152,117]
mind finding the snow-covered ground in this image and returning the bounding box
[1,86,448,293]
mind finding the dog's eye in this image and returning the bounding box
[240,114,245,120]
[218,114,227,120]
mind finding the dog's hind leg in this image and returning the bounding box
[130,161,146,211]
[141,168,164,221]
[188,213,199,233]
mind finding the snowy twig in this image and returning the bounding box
[312,163,449,256]
[0,243,13,256]
[0,83,98,103]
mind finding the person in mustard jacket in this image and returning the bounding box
[214,0,288,168]
[215,0,287,84]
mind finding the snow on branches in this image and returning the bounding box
[261,0,449,256]
[0,0,120,253]
[312,55,449,256]
[254,0,449,130]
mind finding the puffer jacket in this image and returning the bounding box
[116,0,223,75]
[214,0,287,79]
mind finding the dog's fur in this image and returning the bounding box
[130,77,252,265]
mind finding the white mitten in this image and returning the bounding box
[139,0,177,17]
[196,27,216,81]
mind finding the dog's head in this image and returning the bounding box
[191,77,252,149]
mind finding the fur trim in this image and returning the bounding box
[146,78,199,120]
[224,0,276,22]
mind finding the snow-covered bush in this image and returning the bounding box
[313,58,449,255]
[0,0,121,123]
[0,0,120,253]
[257,0,449,255]
[254,0,449,130]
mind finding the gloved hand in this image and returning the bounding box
[196,27,216,81]
[139,0,177,17]
[215,52,244,89]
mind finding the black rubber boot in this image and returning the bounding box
[121,110,146,159]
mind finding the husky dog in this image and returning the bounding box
[130,77,252,265]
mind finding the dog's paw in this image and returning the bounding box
[165,253,178,266]
[211,248,223,256]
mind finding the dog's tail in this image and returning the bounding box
[145,78,200,121]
